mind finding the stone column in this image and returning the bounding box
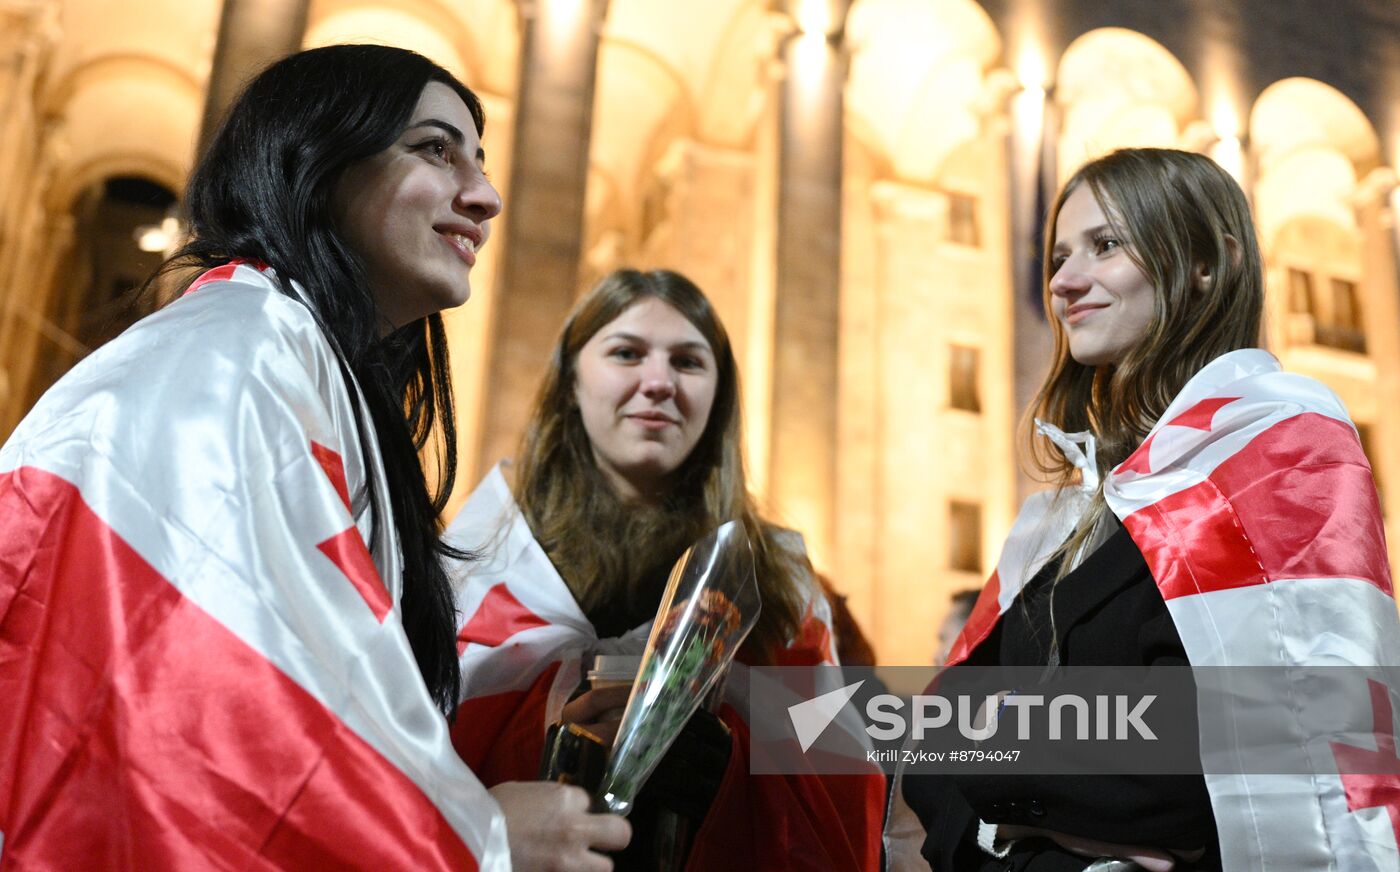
[1356,170,1400,579]
[441,91,514,515]
[1009,81,1056,503]
[0,118,66,435]
[195,0,310,158]
[0,0,58,422]
[3,212,75,432]
[0,1,55,238]
[766,0,849,570]
[476,0,608,471]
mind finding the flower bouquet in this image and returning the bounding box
[594,520,760,816]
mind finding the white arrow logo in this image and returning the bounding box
[787,680,865,752]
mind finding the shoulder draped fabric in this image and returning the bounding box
[0,263,510,869]
[445,465,886,871]
[897,348,1400,871]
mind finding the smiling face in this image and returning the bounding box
[573,297,719,503]
[1049,184,1158,367]
[331,81,502,329]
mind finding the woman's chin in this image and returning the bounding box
[436,282,473,313]
[609,457,681,497]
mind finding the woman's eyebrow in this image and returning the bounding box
[404,119,486,164]
[1056,223,1112,250]
[405,118,465,144]
[408,119,490,165]
[602,331,712,353]
[670,340,712,354]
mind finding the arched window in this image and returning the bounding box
[23,175,177,408]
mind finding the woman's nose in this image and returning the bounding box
[457,174,502,223]
[1049,259,1090,298]
[639,358,676,399]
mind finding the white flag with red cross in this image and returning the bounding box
[445,465,885,870]
[0,263,508,870]
[945,349,1399,871]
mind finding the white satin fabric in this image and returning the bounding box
[0,263,509,869]
[444,463,840,724]
[892,349,1399,872]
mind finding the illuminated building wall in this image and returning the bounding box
[2,0,1398,665]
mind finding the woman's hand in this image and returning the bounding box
[997,824,1202,872]
[561,685,633,746]
[489,781,631,872]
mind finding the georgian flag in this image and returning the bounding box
[445,466,885,870]
[945,349,1400,871]
[0,263,509,870]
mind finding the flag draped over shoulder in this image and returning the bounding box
[0,263,509,870]
[445,466,885,871]
[944,349,1400,871]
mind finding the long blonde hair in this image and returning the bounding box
[1027,148,1264,570]
[513,269,805,656]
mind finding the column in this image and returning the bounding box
[1008,71,1055,504]
[0,119,67,435]
[767,0,848,571]
[3,212,75,432]
[0,1,55,235]
[1357,170,1400,579]
[442,91,514,513]
[195,0,310,158]
[476,0,608,471]
[0,0,58,422]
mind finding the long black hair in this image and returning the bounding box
[166,44,478,715]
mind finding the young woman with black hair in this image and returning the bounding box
[0,44,627,871]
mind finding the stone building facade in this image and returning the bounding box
[1,0,1398,665]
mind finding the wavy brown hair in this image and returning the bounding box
[1026,148,1264,569]
[513,269,805,656]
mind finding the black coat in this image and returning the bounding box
[902,521,1221,872]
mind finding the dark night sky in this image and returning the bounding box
[972,0,1400,158]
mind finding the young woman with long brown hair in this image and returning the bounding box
[447,268,885,870]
